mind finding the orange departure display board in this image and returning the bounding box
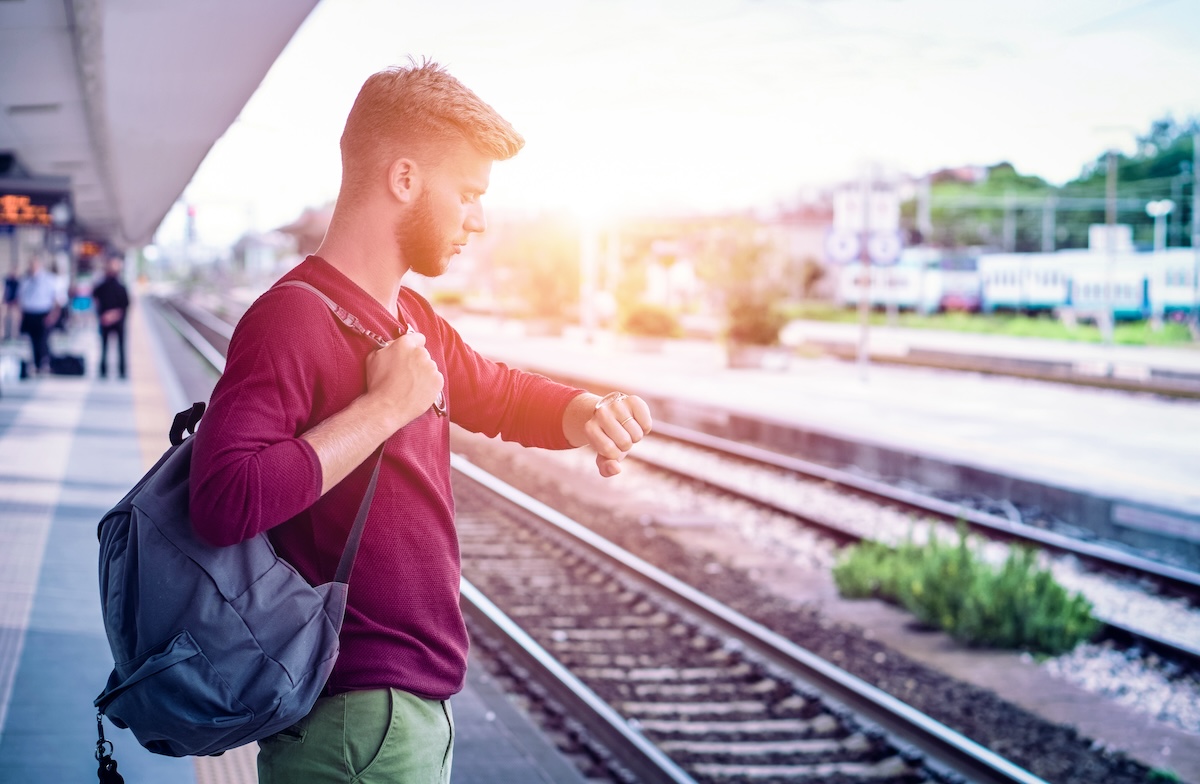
[0,193,54,226]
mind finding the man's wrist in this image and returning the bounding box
[355,391,408,436]
[564,392,601,447]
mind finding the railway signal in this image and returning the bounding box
[831,174,904,374]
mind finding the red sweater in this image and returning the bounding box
[189,256,582,699]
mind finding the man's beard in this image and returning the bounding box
[396,190,449,278]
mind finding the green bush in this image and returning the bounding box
[430,289,465,308]
[832,527,1100,655]
[726,295,788,346]
[619,302,682,338]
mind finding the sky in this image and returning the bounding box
[162,0,1200,248]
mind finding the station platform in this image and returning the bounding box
[0,308,588,783]
[449,314,1200,523]
[780,317,1200,382]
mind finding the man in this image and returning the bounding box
[92,254,130,379]
[2,269,18,341]
[188,61,652,784]
[16,254,58,376]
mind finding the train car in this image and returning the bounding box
[936,254,982,312]
[978,252,1075,314]
[977,247,1198,322]
[835,249,987,314]
[1066,260,1150,320]
[1147,249,1199,319]
[835,253,936,312]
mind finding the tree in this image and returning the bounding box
[905,116,1198,252]
[1058,116,1197,249]
[488,214,581,323]
[916,163,1052,251]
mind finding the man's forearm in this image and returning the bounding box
[301,394,402,495]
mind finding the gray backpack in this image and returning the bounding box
[94,283,384,760]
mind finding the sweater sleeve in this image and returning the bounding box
[433,309,583,449]
[188,292,326,546]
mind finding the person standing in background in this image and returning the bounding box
[2,269,18,341]
[17,254,58,376]
[92,255,130,380]
[48,261,70,332]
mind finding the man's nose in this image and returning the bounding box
[465,202,486,234]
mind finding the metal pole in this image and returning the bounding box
[1041,195,1057,253]
[1192,133,1199,338]
[856,168,871,378]
[918,176,932,242]
[1002,191,1016,252]
[1170,175,1183,247]
[580,215,598,344]
[1103,149,1116,347]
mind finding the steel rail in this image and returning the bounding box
[452,454,1049,784]
[164,296,237,343]
[820,345,1200,400]
[460,580,699,784]
[647,421,1200,597]
[642,422,1200,670]
[149,297,228,373]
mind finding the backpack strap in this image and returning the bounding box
[335,444,383,585]
[276,279,391,348]
[273,279,388,585]
[169,402,205,446]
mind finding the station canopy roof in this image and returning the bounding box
[0,0,318,250]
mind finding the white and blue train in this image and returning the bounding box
[977,248,1199,320]
[837,247,1199,321]
[835,249,981,315]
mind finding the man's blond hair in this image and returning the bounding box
[339,59,523,200]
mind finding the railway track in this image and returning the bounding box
[152,293,1055,783]
[627,423,1200,669]
[158,291,1200,663]
[152,291,1190,782]
[453,455,1045,784]
[643,423,1200,596]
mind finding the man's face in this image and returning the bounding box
[395,145,491,278]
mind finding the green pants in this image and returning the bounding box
[258,688,454,784]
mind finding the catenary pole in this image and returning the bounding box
[1102,149,1118,347]
[1192,133,1199,338]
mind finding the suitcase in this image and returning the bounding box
[49,354,86,376]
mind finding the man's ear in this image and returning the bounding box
[387,158,418,203]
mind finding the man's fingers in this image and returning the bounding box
[596,454,622,477]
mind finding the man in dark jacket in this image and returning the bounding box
[92,255,130,379]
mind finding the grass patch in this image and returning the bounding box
[782,302,1198,347]
[832,527,1100,655]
